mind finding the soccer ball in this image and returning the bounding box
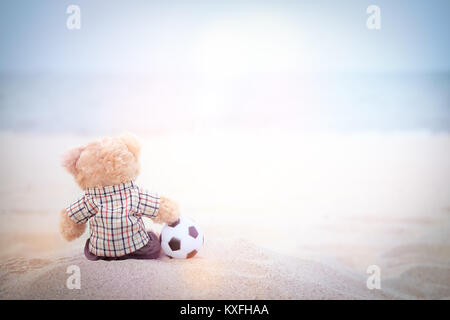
[160,216,204,259]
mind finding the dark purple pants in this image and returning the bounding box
[84,231,161,261]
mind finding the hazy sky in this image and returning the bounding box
[0,0,449,74]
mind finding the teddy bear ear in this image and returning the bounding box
[120,132,141,159]
[61,145,85,176]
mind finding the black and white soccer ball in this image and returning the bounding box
[160,216,204,259]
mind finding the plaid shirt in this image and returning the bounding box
[66,181,160,257]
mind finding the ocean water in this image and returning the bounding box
[0,72,448,134]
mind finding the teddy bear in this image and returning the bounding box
[59,132,180,261]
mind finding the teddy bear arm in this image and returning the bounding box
[152,196,180,225]
[59,208,87,241]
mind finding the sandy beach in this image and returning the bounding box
[0,130,449,299]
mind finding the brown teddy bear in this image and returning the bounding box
[59,133,180,261]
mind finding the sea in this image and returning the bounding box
[0,71,448,134]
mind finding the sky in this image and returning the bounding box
[0,0,449,74]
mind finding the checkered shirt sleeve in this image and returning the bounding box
[66,195,98,224]
[137,188,160,218]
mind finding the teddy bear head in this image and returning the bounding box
[61,133,141,190]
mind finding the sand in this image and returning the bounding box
[0,130,449,299]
